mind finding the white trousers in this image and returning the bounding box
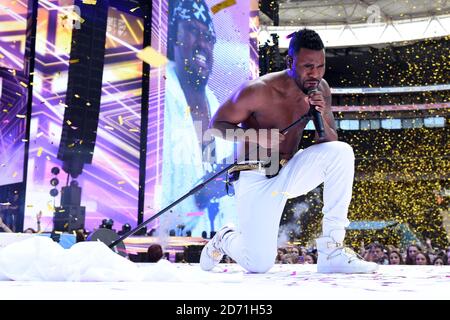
[222,141,355,273]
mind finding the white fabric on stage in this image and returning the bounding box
[0,237,448,299]
[0,236,243,282]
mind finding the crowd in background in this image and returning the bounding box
[272,240,450,266]
[1,215,449,266]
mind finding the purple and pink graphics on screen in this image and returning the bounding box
[23,1,143,231]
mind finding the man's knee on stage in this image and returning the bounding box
[242,251,276,273]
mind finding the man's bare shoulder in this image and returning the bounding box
[231,71,288,110]
[319,78,331,95]
[239,73,279,96]
[249,71,288,95]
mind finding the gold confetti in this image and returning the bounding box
[0,53,4,59]
[117,181,126,185]
[130,6,140,12]
[66,120,72,125]
[36,132,44,138]
[37,147,43,157]
[19,81,28,88]
[118,115,123,125]
[136,46,168,68]
[129,128,139,132]
[69,59,80,64]
[46,156,51,161]
[26,205,33,208]
[82,0,97,4]
[16,114,26,119]
[104,125,114,131]
[211,0,236,14]
[12,171,17,177]
[185,106,191,119]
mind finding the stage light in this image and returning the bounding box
[100,218,114,230]
[117,223,131,236]
[50,188,59,197]
[50,178,59,186]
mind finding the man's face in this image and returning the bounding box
[174,19,215,86]
[289,48,325,93]
[374,247,384,258]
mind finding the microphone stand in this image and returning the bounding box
[108,113,311,249]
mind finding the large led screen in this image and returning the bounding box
[145,0,259,237]
[0,0,29,186]
[24,0,144,232]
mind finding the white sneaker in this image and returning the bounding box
[316,236,379,274]
[200,225,235,271]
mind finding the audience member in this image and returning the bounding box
[414,252,431,265]
[405,244,422,265]
[147,244,164,262]
[388,249,404,265]
[432,255,447,266]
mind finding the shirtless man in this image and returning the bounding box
[199,29,378,273]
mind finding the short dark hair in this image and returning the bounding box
[287,28,324,56]
[147,244,164,262]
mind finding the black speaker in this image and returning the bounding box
[60,184,82,207]
[53,205,86,232]
[183,245,204,263]
[57,0,110,178]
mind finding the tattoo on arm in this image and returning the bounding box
[324,95,332,107]
[323,95,337,131]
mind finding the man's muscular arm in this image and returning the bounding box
[210,81,285,148]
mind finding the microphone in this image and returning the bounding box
[306,88,326,139]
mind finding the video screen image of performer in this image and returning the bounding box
[161,0,236,237]
[200,28,379,274]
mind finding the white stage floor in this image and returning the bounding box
[0,264,448,300]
